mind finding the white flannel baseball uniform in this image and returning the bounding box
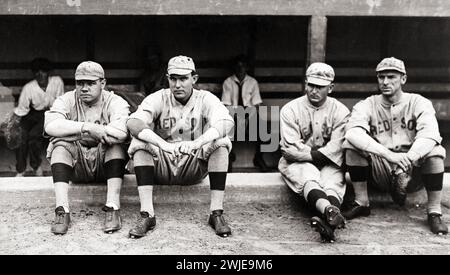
[278,96,350,200]
[45,89,130,182]
[128,88,233,185]
[343,93,446,190]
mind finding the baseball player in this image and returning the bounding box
[278,62,350,242]
[14,58,65,177]
[44,61,130,235]
[126,55,234,238]
[343,57,448,235]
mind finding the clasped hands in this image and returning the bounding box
[161,140,202,158]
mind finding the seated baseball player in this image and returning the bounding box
[343,57,448,235]
[44,61,130,235]
[126,55,234,238]
[278,62,350,243]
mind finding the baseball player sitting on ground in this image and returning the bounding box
[44,61,130,235]
[278,62,350,242]
[126,55,234,238]
[343,57,448,235]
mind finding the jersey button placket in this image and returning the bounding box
[391,105,399,151]
[312,110,321,144]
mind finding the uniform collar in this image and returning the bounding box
[379,91,407,107]
[231,74,249,84]
[170,88,197,109]
[79,89,106,108]
[303,95,329,110]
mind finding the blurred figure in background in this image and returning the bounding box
[14,58,64,176]
[221,55,268,172]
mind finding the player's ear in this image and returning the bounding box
[401,74,407,85]
[191,74,199,84]
[328,83,334,94]
[100,78,107,89]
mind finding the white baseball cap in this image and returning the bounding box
[306,62,335,86]
[167,55,196,75]
[376,57,406,74]
[75,61,105,81]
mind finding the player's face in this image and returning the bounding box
[234,61,248,82]
[34,70,49,86]
[76,78,106,105]
[377,71,406,97]
[305,82,333,107]
[168,73,198,104]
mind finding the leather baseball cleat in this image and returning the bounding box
[324,205,346,229]
[390,172,410,206]
[129,211,156,239]
[51,206,70,235]
[103,206,122,234]
[342,201,371,220]
[209,210,232,237]
[310,216,336,243]
[428,213,448,235]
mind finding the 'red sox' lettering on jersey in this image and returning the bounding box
[346,93,442,152]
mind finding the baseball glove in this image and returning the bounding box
[1,111,23,150]
[390,171,411,206]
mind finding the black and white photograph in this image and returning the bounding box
[0,0,449,258]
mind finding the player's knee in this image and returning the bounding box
[345,149,368,166]
[208,146,229,172]
[104,159,126,179]
[133,150,154,167]
[210,146,229,158]
[105,144,126,161]
[421,156,445,174]
[50,146,73,166]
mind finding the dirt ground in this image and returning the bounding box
[1,200,450,255]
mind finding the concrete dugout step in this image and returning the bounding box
[1,173,450,209]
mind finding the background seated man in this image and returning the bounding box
[343,57,448,235]
[127,55,234,239]
[278,62,350,243]
[14,58,65,177]
[44,61,130,235]
[221,55,267,172]
[139,50,168,96]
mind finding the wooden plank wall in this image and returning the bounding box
[1,0,450,17]
[0,4,450,170]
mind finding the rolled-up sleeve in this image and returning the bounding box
[108,96,130,134]
[44,96,70,128]
[14,86,32,117]
[128,92,162,128]
[250,80,263,106]
[345,99,371,133]
[279,104,302,149]
[205,92,234,132]
[414,97,442,144]
[221,78,233,106]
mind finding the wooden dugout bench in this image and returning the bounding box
[1,64,450,172]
